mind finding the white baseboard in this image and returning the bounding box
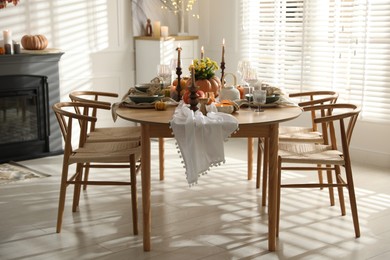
[350,147,390,169]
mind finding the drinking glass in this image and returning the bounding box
[253,89,267,112]
[237,60,252,85]
[242,67,258,101]
[157,64,171,86]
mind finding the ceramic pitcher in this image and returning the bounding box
[219,73,240,101]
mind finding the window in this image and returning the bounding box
[240,0,390,122]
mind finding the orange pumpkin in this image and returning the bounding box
[185,76,222,97]
[154,101,167,111]
[172,77,189,88]
[182,89,205,104]
[237,85,245,99]
[21,34,48,50]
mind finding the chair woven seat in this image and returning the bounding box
[87,126,141,142]
[278,143,343,164]
[279,130,324,143]
[72,141,141,163]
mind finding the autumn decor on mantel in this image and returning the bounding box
[185,57,222,97]
[0,0,19,9]
[21,34,48,50]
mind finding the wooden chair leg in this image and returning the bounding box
[83,163,90,190]
[72,163,83,212]
[335,165,346,216]
[326,166,335,206]
[159,137,164,181]
[317,166,323,190]
[344,162,360,237]
[130,154,138,235]
[247,138,253,180]
[276,156,282,237]
[56,163,69,233]
[256,137,263,189]
[262,138,269,207]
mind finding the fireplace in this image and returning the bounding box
[0,53,64,163]
[0,75,50,162]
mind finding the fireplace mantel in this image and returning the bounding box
[0,52,64,162]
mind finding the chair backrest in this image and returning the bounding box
[52,102,109,159]
[69,91,118,132]
[304,103,361,159]
[289,91,339,107]
[289,91,339,142]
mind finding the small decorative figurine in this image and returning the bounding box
[145,19,152,36]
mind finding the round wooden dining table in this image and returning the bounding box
[116,104,302,252]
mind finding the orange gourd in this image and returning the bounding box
[237,85,245,99]
[154,101,167,111]
[185,76,222,97]
[21,35,48,50]
[182,89,205,104]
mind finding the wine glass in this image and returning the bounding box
[237,60,251,85]
[242,67,258,101]
[253,89,267,112]
[170,59,178,82]
[157,64,171,87]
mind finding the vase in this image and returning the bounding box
[219,73,240,101]
[178,4,188,35]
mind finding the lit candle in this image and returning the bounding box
[176,43,182,67]
[201,46,204,59]
[191,60,195,85]
[222,38,225,63]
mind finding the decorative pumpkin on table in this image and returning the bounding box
[21,34,48,50]
[184,57,222,97]
[170,77,189,99]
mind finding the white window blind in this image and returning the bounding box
[240,0,390,122]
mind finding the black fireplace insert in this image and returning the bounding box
[0,75,51,163]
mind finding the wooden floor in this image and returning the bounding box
[0,138,389,260]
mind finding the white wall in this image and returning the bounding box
[0,0,135,127]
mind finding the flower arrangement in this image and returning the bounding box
[191,57,219,80]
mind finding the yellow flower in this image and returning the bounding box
[189,57,219,80]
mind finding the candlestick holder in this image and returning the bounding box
[220,61,226,83]
[189,80,199,112]
[175,66,182,101]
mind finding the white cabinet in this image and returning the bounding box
[134,36,198,84]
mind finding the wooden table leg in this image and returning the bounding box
[141,124,151,251]
[268,124,279,251]
[159,137,164,181]
[247,137,253,180]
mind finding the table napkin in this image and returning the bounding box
[170,101,239,185]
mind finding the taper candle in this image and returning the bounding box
[201,46,204,59]
[191,61,195,84]
[176,43,182,67]
[222,38,225,63]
